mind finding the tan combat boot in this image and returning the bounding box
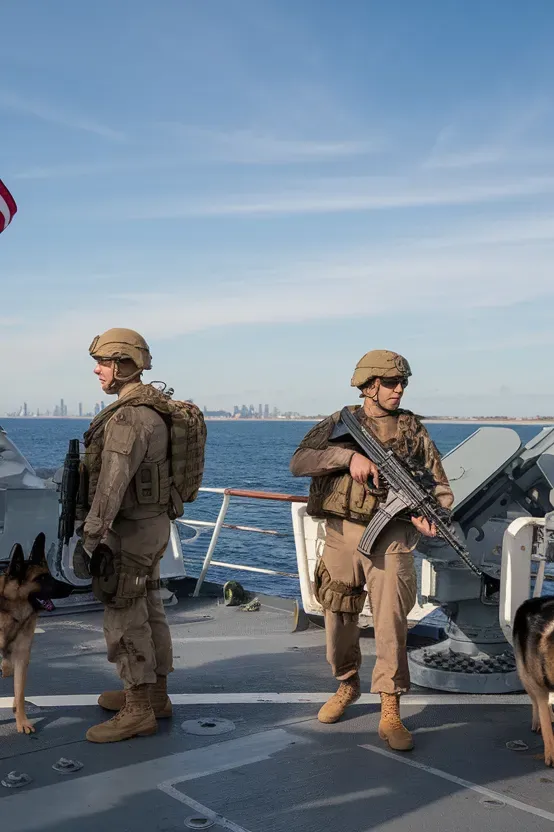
[318,673,361,724]
[97,676,173,718]
[378,692,414,751]
[86,684,157,743]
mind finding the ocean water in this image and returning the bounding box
[1,418,547,598]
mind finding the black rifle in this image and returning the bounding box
[330,407,500,594]
[57,439,81,550]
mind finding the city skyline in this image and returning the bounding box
[4,396,554,423]
[7,397,107,419]
[4,398,309,419]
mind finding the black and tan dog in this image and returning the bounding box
[0,533,70,734]
[513,595,554,766]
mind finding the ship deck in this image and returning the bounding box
[2,582,554,832]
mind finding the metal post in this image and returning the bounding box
[499,516,538,645]
[193,493,231,597]
[534,559,546,598]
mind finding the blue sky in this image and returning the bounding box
[2,0,554,416]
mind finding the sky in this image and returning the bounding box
[2,0,554,417]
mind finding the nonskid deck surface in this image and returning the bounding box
[1,596,554,831]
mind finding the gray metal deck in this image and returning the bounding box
[2,589,554,832]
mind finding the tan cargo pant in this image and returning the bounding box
[103,514,174,689]
[319,517,418,694]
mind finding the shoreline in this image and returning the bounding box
[422,419,554,426]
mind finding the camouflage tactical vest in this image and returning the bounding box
[303,405,428,524]
[80,384,206,521]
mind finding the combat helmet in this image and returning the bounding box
[351,349,411,388]
[89,328,152,371]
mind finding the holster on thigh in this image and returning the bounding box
[313,558,367,614]
[94,562,149,609]
[90,544,118,605]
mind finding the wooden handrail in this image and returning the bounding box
[223,488,308,503]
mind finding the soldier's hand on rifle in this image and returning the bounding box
[411,516,437,537]
[350,453,380,488]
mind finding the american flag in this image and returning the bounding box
[0,178,17,234]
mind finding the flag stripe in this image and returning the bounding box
[0,194,11,231]
[0,178,17,233]
[0,179,17,216]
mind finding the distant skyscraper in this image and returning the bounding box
[23,402,28,417]
[78,402,83,417]
[264,404,269,419]
[94,403,100,416]
[100,401,105,411]
[60,398,65,417]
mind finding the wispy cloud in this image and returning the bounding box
[157,125,380,164]
[423,123,507,169]
[423,145,507,170]
[91,173,554,220]
[12,162,122,180]
[0,91,125,142]
[11,128,378,180]
[12,158,170,180]
[4,221,553,346]
[423,98,553,170]
[417,211,554,248]
[1,214,552,412]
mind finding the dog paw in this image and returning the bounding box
[16,718,35,735]
[532,721,541,733]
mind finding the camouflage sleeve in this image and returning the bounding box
[83,407,150,550]
[290,414,355,477]
[421,428,454,509]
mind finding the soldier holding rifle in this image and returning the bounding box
[290,350,454,751]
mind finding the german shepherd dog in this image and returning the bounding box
[0,533,70,734]
[513,595,554,766]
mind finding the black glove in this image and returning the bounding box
[90,543,115,579]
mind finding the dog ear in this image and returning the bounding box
[8,544,26,581]
[29,532,47,565]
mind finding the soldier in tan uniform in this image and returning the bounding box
[290,350,453,751]
[77,328,181,743]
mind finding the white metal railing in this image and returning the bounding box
[178,489,443,632]
[177,487,308,596]
[178,488,450,630]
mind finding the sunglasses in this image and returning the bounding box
[378,377,409,390]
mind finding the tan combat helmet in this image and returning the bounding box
[89,328,152,371]
[351,349,411,388]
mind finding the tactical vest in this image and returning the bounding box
[79,384,206,521]
[304,406,428,524]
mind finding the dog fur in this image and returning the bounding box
[0,533,70,734]
[513,595,554,766]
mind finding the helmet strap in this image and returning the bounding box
[101,359,142,395]
[113,359,142,386]
[360,380,398,417]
